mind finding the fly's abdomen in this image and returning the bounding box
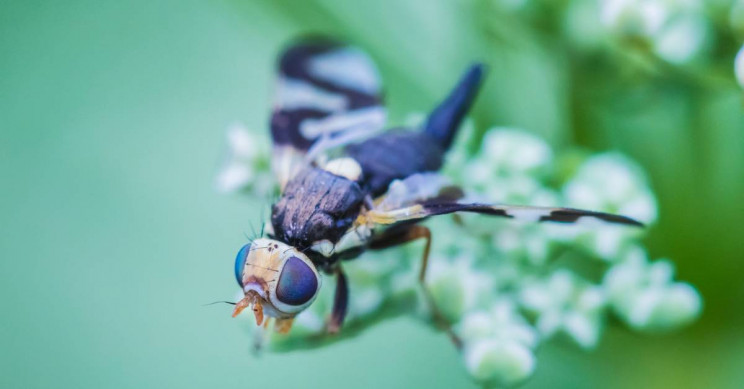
[346,131,445,196]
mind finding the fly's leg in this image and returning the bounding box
[327,266,349,334]
[370,225,463,349]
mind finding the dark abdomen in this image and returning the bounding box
[346,130,445,197]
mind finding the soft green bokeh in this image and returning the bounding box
[1,1,742,388]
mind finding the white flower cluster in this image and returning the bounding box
[488,0,743,96]
[215,122,274,196]
[219,124,702,386]
[600,0,709,64]
[488,0,730,66]
[520,271,606,349]
[604,245,702,331]
[458,300,538,386]
[561,153,656,259]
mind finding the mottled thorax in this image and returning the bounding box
[271,167,364,249]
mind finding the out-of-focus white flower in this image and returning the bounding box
[480,128,553,178]
[601,0,708,63]
[479,175,558,205]
[558,221,645,261]
[459,128,555,206]
[492,223,554,266]
[520,270,607,348]
[344,253,400,319]
[564,152,657,223]
[735,44,744,88]
[460,298,539,386]
[423,217,491,261]
[457,299,539,348]
[653,15,708,64]
[562,152,656,260]
[600,0,669,37]
[414,255,496,322]
[215,122,274,195]
[463,339,536,386]
[287,306,327,337]
[603,246,702,331]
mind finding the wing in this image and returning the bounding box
[270,38,386,190]
[373,172,464,210]
[363,200,644,228]
[306,173,462,258]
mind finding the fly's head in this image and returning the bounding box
[232,238,321,331]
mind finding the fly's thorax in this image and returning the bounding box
[234,238,322,320]
[270,167,365,248]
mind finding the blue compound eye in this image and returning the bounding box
[234,244,250,287]
[276,256,318,306]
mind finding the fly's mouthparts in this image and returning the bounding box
[231,297,250,318]
[252,299,264,326]
[232,292,265,326]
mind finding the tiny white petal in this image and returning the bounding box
[215,164,253,193]
[536,310,563,337]
[457,312,495,342]
[653,15,708,64]
[563,312,601,349]
[464,340,536,385]
[577,287,607,312]
[226,122,256,157]
[349,288,384,317]
[628,287,664,326]
[294,309,325,332]
[648,259,675,285]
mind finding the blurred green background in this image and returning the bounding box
[1,1,743,388]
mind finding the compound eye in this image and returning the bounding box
[276,256,318,306]
[234,244,250,287]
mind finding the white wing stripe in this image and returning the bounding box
[308,47,381,94]
[276,78,348,112]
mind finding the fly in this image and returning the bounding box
[229,38,643,343]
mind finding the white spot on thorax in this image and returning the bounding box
[321,157,362,181]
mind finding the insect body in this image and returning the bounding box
[231,39,642,336]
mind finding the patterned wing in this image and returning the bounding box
[271,38,386,189]
[373,172,464,211]
[364,200,644,228]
